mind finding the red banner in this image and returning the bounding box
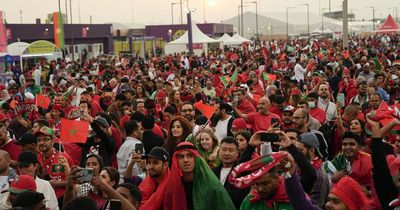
[0,11,7,53]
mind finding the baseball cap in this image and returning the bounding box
[299,132,323,158]
[142,147,170,163]
[283,105,295,114]
[232,118,250,129]
[9,175,37,194]
[34,126,54,139]
[16,132,37,145]
[18,151,38,167]
[93,117,109,128]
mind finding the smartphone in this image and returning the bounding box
[260,133,279,143]
[77,168,94,183]
[271,118,280,128]
[109,199,122,210]
[135,143,144,154]
[337,93,345,108]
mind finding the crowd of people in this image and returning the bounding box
[0,33,400,210]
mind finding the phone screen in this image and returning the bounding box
[271,118,279,127]
[135,143,144,154]
[260,133,279,143]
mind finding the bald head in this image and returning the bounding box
[257,97,271,114]
[0,150,10,161]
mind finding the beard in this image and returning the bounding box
[148,170,163,178]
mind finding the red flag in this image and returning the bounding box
[36,94,51,109]
[60,119,89,143]
[9,99,16,109]
[194,101,216,119]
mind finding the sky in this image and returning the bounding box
[1,0,399,25]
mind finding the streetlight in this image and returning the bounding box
[246,1,258,35]
[240,0,244,36]
[321,8,328,36]
[171,3,180,25]
[180,0,183,24]
[286,6,295,40]
[299,4,310,37]
[367,6,376,30]
[187,8,196,54]
[343,0,349,49]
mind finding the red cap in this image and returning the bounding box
[232,118,250,129]
[156,90,167,100]
[330,177,369,210]
[9,175,37,193]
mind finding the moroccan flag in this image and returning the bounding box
[230,69,239,83]
[0,11,6,53]
[373,57,382,71]
[60,119,89,143]
[220,75,230,87]
[194,101,216,120]
[53,12,64,49]
[36,94,51,109]
[9,99,16,109]
[262,72,276,81]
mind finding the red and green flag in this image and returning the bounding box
[220,75,230,87]
[53,12,64,49]
[262,72,276,81]
[36,94,51,109]
[60,119,89,143]
[230,69,239,83]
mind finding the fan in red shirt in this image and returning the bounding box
[338,67,357,106]
[35,126,74,201]
[306,92,326,124]
[233,97,281,132]
[232,88,256,114]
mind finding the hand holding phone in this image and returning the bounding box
[135,143,144,154]
[76,168,94,183]
[260,133,280,143]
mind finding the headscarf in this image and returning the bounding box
[330,177,369,210]
[163,142,235,210]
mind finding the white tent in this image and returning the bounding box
[232,33,252,43]
[217,33,241,45]
[311,27,333,35]
[165,24,221,56]
[7,42,29,56]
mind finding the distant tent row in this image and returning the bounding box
[164,24,251,56]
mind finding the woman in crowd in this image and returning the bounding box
[235,131,251,157]
[195,128,221,169]
[163,116,193,155]
[168,90,182,110]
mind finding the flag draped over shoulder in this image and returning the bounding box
[60,119,89,143]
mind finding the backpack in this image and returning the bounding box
[318,121,336,160]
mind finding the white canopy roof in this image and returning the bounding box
[7,42,29,56]
[232,33,252,43]
[217,33,241,45]
[312,27,333,34]
[167,24,220,44]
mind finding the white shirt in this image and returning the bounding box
[68,86,86,106]
[317,97,337,121]
[220,167,232,185]
[215,116,231,141]
[117,136,142,183]
[36,177,59,210]
[294,63,306,82]
[33,69,42,86]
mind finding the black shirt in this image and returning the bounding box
[183,180,194,210]
[142,130,164,154]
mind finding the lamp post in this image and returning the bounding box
[180,0,183,24]
[367,6,375,31]
[241,0,244,36]
[247,1,258,35]
[322,8,328,36]
[171,3,179,24]
[299,4,310,37]
[237,6,241,35]
[286,6,295,40]
[187,8,196,55]
[343,0,349,49]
